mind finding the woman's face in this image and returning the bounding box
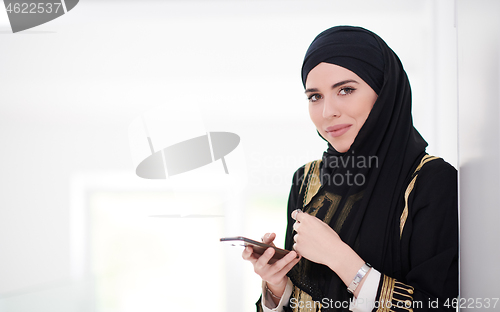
[305,62,378,153]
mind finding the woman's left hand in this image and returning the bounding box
[291,209,348,269]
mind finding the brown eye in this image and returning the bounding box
[339,87,355,95]
[308,94,322,102]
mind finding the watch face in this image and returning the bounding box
[347,263,371,294]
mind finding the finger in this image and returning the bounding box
[293,210,307,223]
[291,209,302,220]
[277,253,301,275]
[261,233,269,242]
[255,247,276,269]
[269,252,301,281]
[276,250,296,266]
[242,246,252,258]
[242,246,257,262]
[293,233,299,242]
[262,233,276,246]
[271,250,299,272]
[293,221,300,232]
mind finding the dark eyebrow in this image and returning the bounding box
[304,79,359,93]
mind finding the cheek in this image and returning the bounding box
[308,104,316,122]
[308,105,323,129]
[354,95,376,122]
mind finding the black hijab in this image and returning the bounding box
[285,26,428,309]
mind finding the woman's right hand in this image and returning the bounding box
[242,232,301,300]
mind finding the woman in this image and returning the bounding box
[242,26,458,312]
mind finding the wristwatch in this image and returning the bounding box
[347,263,372,294]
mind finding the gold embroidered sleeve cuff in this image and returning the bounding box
[375,275,415,312]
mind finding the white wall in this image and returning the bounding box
[457,0,500,308]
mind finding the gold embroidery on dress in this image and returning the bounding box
[322,192,342,224]
[375,275,415,311]
[300,160,346,226]
[392,281,415,311]
[300,161,314,196]
[291,285,322,312]
[304,192,342,223]
[400,155,439,238]
[303,160,322,207]
[333,191,363,233]
[400,175,417,238]
[376,275,395,312]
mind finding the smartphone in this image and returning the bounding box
[220,236,291,263]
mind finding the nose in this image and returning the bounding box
[322,96,341,118]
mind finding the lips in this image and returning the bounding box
[325,124,352,138]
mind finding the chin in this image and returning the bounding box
[322,134,351,153]
[329,142,350,153]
